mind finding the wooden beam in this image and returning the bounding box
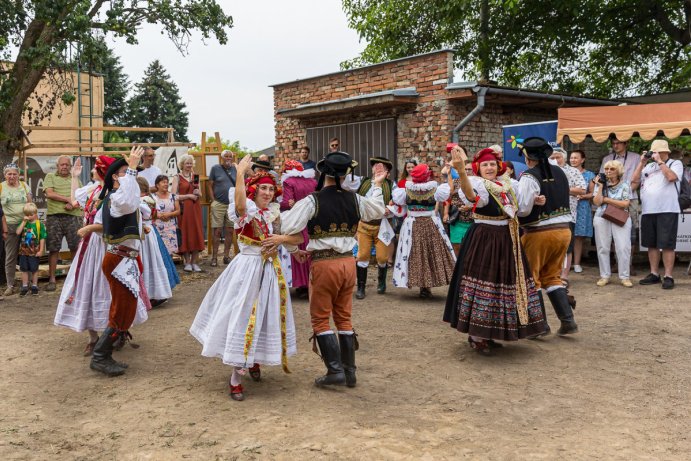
[22,126,175,133]
[24,141,193,149]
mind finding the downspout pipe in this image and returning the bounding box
[452,86,487,144]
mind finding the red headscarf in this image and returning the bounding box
[245,172,282,201]
[95,155,116,180]
[471,148,506,176]
[410,164,432,183]
[283,159,304,172]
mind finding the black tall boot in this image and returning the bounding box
[377,265,387,294]
[90,327,127,377]
[547,288,579,336]
[314,333,346,386]
[339,333,358,388]
[355,265,367,299]
[529,291,551,339]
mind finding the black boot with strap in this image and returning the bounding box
[355,265,367,299]
[338,333,358,388]
[313,333,346,387]
[90,327,127,377]
[376,265,387,294]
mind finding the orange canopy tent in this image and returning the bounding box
[557,102,691,143]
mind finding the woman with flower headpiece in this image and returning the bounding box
[190,155,303,401]
[391,163,456,298]
[55,156,148,357]
[280,159,317,297]
[443,146,547,354]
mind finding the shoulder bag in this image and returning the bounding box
[601,183,629,227]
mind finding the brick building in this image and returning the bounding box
[272,50,615,177]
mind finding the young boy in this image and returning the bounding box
[16,203,46,296]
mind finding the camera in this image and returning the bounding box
[643,150,654,159]
[598,172,607,184]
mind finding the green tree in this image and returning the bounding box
[78,38,130,126]
[342,0,691,97]
[0,1,232,165]
[126,60,189,143]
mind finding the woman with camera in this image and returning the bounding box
[592,160,632,287]
[172,154,205,272]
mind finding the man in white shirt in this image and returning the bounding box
[631,139,683,289]
[138,147,161,191]
[276,151,386,388]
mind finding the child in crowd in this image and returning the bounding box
[16,203,46,296]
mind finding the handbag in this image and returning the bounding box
[601,184,629,226]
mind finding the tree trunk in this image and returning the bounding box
[478,0,491,82]
[0,19,52,167]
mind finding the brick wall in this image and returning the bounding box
[273,51,454,169]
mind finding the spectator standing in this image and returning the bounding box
[329,137,340,152]
[207,150,238,266]
[43,155,82,291]
[549,148,586,286]
[600,137,641,275]
[138,147,161,191]
[592,161,632,287]
[631,139,684,289]
[1,163,33,296]
[569,150,596,273]
[280,159,317,297]
[298,146,317,171]
[154,175,180,255]
[172,154,204,272]
[16,203,46,296]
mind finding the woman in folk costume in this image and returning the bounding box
[391,163,456,298]
[190,155,302,401]
[136,177,175,306]
[279,159,317,298]
[443,147,547,354]
[54,156,148,356]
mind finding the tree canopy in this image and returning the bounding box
[0,0,233,164]
[126,60,189,143]
[342,0,691,98]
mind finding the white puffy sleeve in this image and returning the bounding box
[434,183,451,202]
[460,176,489,207]
[110,169,140,217]
[358,187,386,222]
[341,175,362,193]
[517,174,541,217]
[139,201,152,220]
[75,183,98,208]
[392,187,407,206]
[227,187,260,227]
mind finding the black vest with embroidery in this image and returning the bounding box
[473,193,504,218]
[358,177,392,204]
[102,191,142,244]
[405,186,437,211]
[307,186,360,240]
[518,163,570,227]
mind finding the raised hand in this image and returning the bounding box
[450,146,466,172]
[71,158,82,178]
[236,155,253,176]
[125,146,144,170]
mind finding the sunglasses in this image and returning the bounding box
[330,144,338,148]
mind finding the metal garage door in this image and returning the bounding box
[306,118,396,177]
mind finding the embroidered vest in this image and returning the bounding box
[405,186,437,211]
[518,163,571,227]
[102,191,142,244]
[307,186,360,239]
[358,177,392,204]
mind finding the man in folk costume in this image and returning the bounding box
[516,137,578,336]
[278,151,386,387]
[352,157,394,299]
[90,146,149,376]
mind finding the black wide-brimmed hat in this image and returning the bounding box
[369,156,393,171]
[519,137,553,160]
[251,159,272,171]
[317,151,358,176]
[98,158,128,199]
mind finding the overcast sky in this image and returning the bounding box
[110,1,365,151]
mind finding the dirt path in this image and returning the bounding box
[1,263,689,460]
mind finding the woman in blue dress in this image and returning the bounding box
[569,150,595,273]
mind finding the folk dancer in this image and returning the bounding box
[279,151,386,387]
[190,155,302,401]
[90,147,150,376]
[516,137,578,336]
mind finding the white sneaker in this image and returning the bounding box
[184,264,192,272]
[192,264,202,273]
[573,265,583,273]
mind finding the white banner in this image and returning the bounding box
[153,146,189,178]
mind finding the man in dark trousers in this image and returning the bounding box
[517,137,578,336]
